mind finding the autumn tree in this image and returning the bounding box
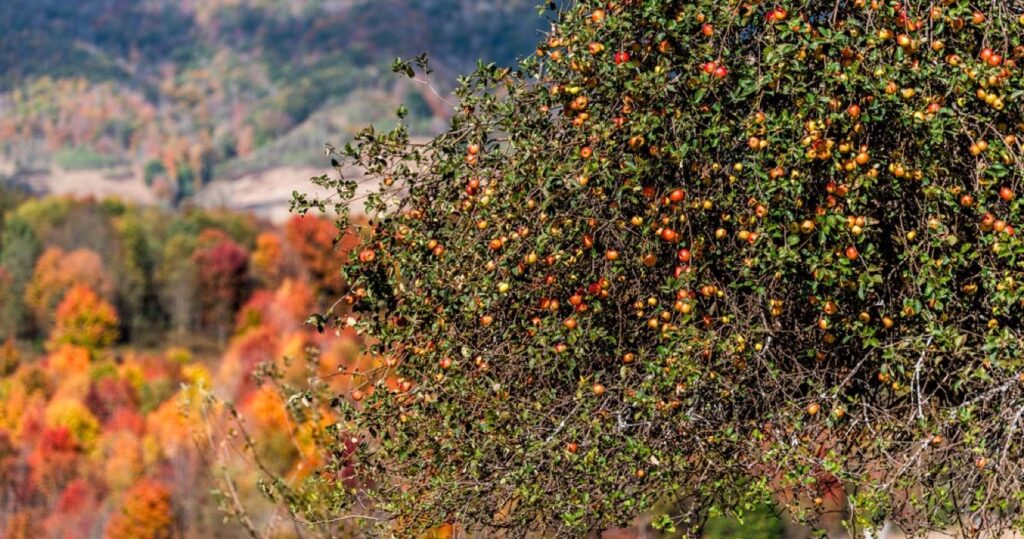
[24,247,113,333]
[278,0,1024,537]
[192,236,249,339]
[50,284,120,350]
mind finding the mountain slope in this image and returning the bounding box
[0,0,548,202]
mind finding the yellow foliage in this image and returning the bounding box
[165,346,193,365]
[45,398,100,450]
[50,284,120,350]
[0,380,28,434]
[180,362,211,387]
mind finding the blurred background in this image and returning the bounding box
[0,0,542,219]
[0,2,792,538]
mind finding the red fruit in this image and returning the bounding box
[845,246,859,261]
[614,51,630,64]
[439,357,452,369]
[669,189,686,203]
[847,104,861,118]
[768,6,787,22]
[989,54,1003,67]
[1000,186,1015,202]
[701,24,714,36]
[980,47,994,61]
[358,249,376,263]
[661,228,679,242]
[701,61,717,74]
[677,248,692,263]
[713,65,729,78]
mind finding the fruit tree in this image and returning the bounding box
[287,0,1024,536]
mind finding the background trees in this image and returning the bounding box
[0,192,365,538]
[284,0,1024,536]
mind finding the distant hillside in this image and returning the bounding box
[0,0,547,203]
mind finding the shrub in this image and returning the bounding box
[290,0,1024,536]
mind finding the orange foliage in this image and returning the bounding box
[101,431,144,491]
[104,479,178,539]
[3,511,33,539]
[285,215,347,295]
[245,387,289,431]
[50,285,120,350]
[0,338,19,377]
[24,248,113,331]
[236,279,314,336]
[217,325,279,399]
[46,345,90,374]
[144,398,193,460]
[251,231,284,286]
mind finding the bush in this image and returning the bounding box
[287,0,1024,537]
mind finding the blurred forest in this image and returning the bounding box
[0,190,377,537]
[0,0,544,203]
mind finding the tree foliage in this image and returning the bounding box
[24,247,113,333]
[290,0,1024,536]
[50,284,120,350]
[103,479,178,539]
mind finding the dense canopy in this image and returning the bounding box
[293,0,1024,536]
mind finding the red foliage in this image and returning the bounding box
[28,427,79,496]
[235,279,314,335]
[45,479,99,539]
[192,237,249,333]
[85,377,139,424]
[105,407,146,436]
[218,325,279,399]
[234,289,273,335]
[55,478,91,513]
